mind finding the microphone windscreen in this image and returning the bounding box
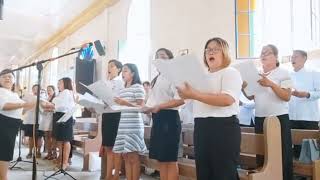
[94,40,106,56]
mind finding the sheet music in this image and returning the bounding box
[232,60,264,96]
[153,55,211,90]
[79,80,116,106]
[56,106,77,123]
[78,93,106,113]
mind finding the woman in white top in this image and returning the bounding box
[144,48,184,180]
[50,77,76,170]
[102,59,124,180]
[242,44,293,180]
[0,69,33,180]
[22,84,44,158]
[41,85,56,160]
[177,38,242,180]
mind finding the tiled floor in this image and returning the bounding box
[8,142,157,180]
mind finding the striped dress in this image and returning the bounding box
[113,84,147,153]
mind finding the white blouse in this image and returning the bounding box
[52,89,75,113]
[109,75,124,96]
[146,74,181,110]
[0,87,24,119]
[22,95,37,124]
[254,67,293,117]
[193,67,242,118]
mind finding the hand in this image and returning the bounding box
[143,105,161,114]
[176,82,198,100]
[43,103,55,112]
[242,81,248,90]
[292,90,310,98]
[22,102,35,110]
[257,74,275,87]
[114,97,127,106]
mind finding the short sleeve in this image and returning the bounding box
[0,95,7,110]
[279,69,293,89]
[170,84,181,100]
[221,68,242,101]
[134,85,145,100]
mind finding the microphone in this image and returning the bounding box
[70,42,93,50]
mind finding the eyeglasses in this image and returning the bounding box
[204,48,222,54]
[260,51,274,57]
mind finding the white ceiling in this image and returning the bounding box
[0,0,95,69]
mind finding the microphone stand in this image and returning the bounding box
[10,122,33,170]
[2,49,82,180]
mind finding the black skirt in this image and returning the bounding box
[101,112,121,147]
[22,124,44,137]
[194,116,240,180]
[52,112,74,142]
[149,109,181,162]
[0,114,21,161]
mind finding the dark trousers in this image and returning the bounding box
[255,114,293,180]
[291,120,319,158]
[194,116,240,180]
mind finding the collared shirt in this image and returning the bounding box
[239,93,255,125]
[109,75,124,96]
[52,89,75,113]
[0,87,24,119]
[289,67,320,121]
[254,67,293,117]
[146,74,181,110]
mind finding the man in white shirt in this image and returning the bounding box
[289,50,320,158]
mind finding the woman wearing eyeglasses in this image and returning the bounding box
[0,69,34,180]
[177,38,242,180]
[242,44,293,180]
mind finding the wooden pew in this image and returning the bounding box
[72,117,102,171]
[240,126,320,179]
[141,117,283,180]
[291,129,320,180]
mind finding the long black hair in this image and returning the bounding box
[59,77,73,91]
[123,63,141,86]
[47,85,56,102]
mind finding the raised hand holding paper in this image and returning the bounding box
[232,60,264,96]
[153,54,210,90]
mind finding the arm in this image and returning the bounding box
[241,81,254,100]
[177,83,236,106]
[114,97,145,107]
[271,85,291,102]
[145,99,184,113]
[258,74,291,101]
[3,102,34,111]
[177,69,242,107]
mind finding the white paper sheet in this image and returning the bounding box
[78,86,143,113]
[79,81,116,106]
[56,106,77,123]
[78,93,106,113]
[153,55,210,90]
[232,60,264,96]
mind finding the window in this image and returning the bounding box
[118,0,150,81]
[235,0,320,59]
[235,0,259,58]
[49,47,59,86]
[311,0,320,46]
